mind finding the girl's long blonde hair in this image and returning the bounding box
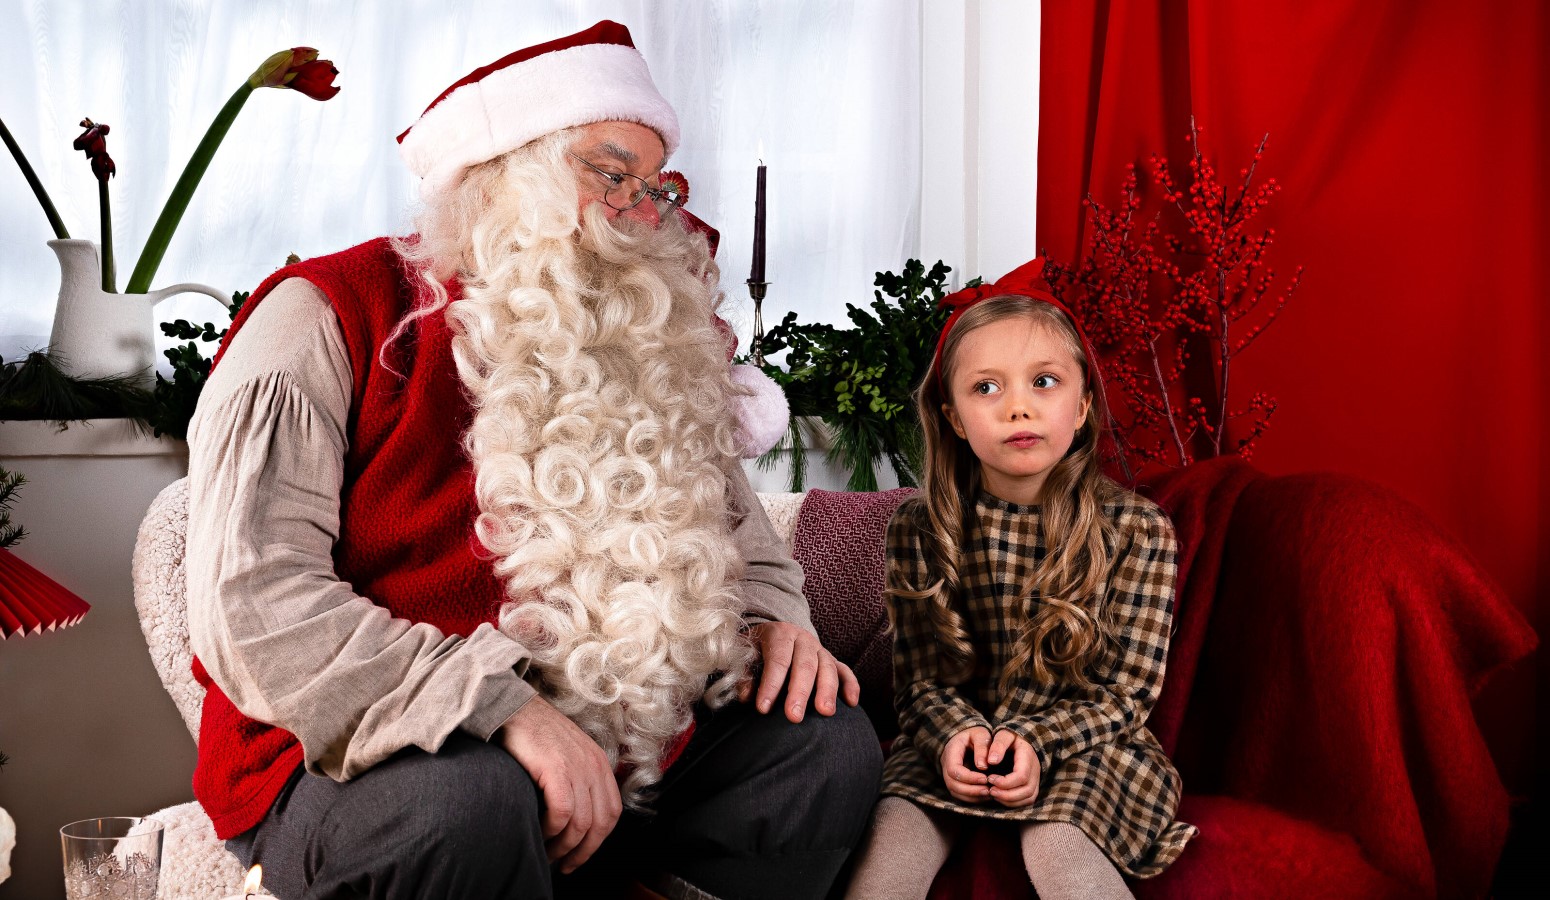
[899,296,1126,694]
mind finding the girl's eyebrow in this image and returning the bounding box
[965,359,1068,377]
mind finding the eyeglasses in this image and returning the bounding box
[569,153,686,212]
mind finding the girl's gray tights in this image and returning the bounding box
[843,797,1135,900]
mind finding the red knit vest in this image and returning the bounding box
[192,238,507,839]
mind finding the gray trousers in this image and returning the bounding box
[228,696,882,900]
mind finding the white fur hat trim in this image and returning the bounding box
[400,39,679,202]
[729,364,791,459]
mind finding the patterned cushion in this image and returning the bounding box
[791,487,918,735]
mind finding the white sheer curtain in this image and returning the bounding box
[0,0,921,368]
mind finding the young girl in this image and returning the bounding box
[845,260,1195,900]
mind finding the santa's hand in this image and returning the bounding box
[496,695,621,874]
[737,621,860,722]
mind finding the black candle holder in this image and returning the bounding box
[746,278,769,367]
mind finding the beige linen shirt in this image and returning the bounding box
[186,277,810,782]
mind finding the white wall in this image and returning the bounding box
[919,0,1040,286]
[0,424,194,900]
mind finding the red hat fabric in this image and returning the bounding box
[398,20,681,201]
[932,257,1100,388]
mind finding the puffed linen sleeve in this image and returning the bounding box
[887,499,991,770]
[997,506,1179,774]
[184,278,535,781]
[723,454,815,634]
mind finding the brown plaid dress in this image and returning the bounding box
[880,490,1196,877]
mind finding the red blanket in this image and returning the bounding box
[792,459,1536,898]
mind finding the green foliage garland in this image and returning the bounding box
[150,290,248,439]
[0,288,247,439]
[745,260,975,492]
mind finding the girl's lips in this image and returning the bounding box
[1005,433,1041,448]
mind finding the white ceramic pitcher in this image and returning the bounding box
[46,239,231,384]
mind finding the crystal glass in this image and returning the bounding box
[59,817,163,900]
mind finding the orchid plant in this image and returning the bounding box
[2,47,339,295]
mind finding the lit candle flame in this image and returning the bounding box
[243,864,263,896]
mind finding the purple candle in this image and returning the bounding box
[750,160,766,283]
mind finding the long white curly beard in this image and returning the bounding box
[444,172,754,808]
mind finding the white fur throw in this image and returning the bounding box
[132,477,203,738]
[0,805,14,885]
[147,801,248,898]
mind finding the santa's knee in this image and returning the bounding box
[383,735,549,890]
[757,702,884,846]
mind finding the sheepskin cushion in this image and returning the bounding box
[132,478,202,739]
[147,801,247,898]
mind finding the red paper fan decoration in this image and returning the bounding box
[0,548,89,638]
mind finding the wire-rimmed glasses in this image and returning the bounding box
[569,153,686,212]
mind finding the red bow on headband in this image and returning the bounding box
[932,257,1099,382]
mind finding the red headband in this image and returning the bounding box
[932,257,1100,388]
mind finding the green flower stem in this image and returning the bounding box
[126,81,254,294]
[0,116,71,239]
[99,177,115,292]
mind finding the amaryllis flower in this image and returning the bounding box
[127,47,342,293]
[286,59,341,100]
[73,118,117,290]
[248,47,340,100]
[72,119,114,182]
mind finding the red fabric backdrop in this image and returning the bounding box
[1036,0,1545,799]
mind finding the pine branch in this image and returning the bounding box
[0,352,155,428]
[0,466,23,548]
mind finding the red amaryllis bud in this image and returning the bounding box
[73,118,115,183]
[285,59,341,101]
[248,47,339,99]
[250,47,315,89]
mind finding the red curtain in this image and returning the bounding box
[1037,0,1543,803]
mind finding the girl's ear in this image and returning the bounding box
[1078,393,1092,434]
[942,403,967,440]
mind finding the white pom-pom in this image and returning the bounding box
[729,364,790,458]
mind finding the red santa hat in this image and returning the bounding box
[397,20,681,201]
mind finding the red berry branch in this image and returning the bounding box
[1044,118,1304,477]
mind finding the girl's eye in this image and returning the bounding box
[1034,374,1059,389]
[973,381,999,395]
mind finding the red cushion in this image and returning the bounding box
[920,795,1412,900]
[1136,796,1415,900]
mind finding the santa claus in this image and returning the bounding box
[185,20,880,900]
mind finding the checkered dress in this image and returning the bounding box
[880,491,1196,878]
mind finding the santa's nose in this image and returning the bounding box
[623,199,661,227]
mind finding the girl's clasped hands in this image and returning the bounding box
[940,726,1042,808]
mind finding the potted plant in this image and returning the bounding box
[743,259,970,491]
[0,48,339,437]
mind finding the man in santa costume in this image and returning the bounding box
[184,21,881,900]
